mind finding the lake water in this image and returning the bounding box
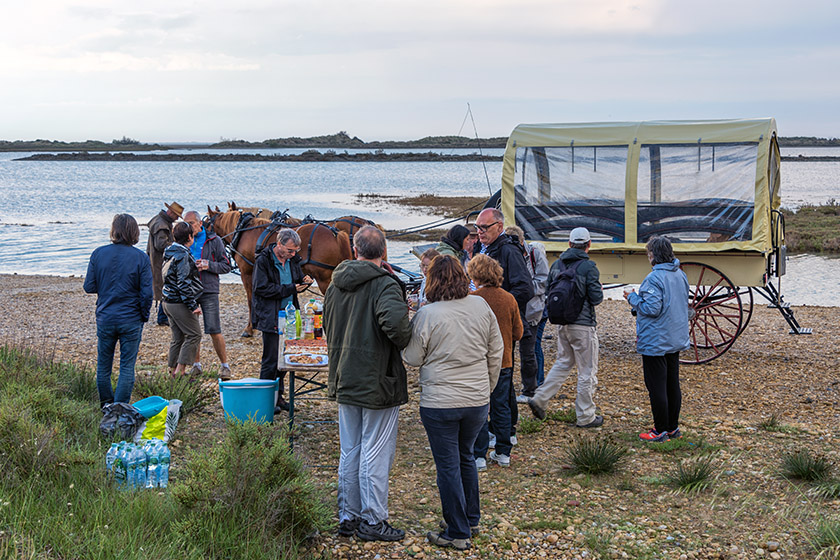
[0,147,838,305]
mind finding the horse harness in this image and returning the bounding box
[302,214,376,257]
[298,222,343,271]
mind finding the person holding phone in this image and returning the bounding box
[252,228,313,411]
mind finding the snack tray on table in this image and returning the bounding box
[283,339,328,367]
[284,353,328,366]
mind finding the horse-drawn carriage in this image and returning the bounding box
[499,118,810,364]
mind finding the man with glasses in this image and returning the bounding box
[183,210,232,380]
[472,208,534,467]
[252,228,313,411]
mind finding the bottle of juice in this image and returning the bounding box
[303,299,317,340]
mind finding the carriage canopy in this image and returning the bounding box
[502,119,781,258]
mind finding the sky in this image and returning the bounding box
[1,0,838,142]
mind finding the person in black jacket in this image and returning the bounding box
[161,221,204,375]
[252,228,313,411]
[473,209,537,404]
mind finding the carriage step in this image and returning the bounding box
[768,302,790,309]
[789,327,813,335]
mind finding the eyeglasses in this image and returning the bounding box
[475,221,500,233]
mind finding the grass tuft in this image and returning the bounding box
[664,456,716,492]
[781,449,835,482]
[811,519,840,558]
[759,414,802,434]
[811,480,840,500]
[518,416,544,434]
[546,408,577,423]
[563,437,626,475]
[134,369,215,415]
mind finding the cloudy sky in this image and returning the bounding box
[1,0,838,142]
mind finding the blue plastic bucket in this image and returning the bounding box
[132,396,169,419]
[218,378,279,423]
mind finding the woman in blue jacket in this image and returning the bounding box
[624,237,690,442]
[84,214,153,408]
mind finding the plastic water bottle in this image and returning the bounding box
[284,302,297,340]
[105,443,119,476]
[277,309,286,334]
[159,443,171,488]
[113,443,128,490]
[145,440,159,488]
[303,299,316,339]
[133,445,147,490]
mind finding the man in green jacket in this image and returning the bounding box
[324,226,412,542]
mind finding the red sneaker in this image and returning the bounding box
[639,429,669,442]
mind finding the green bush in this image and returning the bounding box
[781,449,835,482]
[171,420,331,558]
[563,437,626,475]
[664,456,716,492]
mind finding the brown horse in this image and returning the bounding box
[307,215,388,260]
[227,201,302,226]
[207,208,352,336]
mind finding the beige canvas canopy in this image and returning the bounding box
[501,119,781,271]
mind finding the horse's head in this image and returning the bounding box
[212,210,242,242]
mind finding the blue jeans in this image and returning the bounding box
[96,321,144,407]
[474,367,513,457]
[535,317,547,386]
[420,404,488,540]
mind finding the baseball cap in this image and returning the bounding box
[569,227,591,243]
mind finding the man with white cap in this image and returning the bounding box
[527,227,604,428]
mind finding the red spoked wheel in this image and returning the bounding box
[679,262,744,365]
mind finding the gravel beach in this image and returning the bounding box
[2,273,838,559]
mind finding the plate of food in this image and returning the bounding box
[285,353,328,366]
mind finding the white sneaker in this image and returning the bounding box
[510,435,518,446]
[475,457,487,471]
[489,451,510,467]
[488,432,496,449]
[515,394,530,404]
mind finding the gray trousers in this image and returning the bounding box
[337,404,400,525]
[530,324,599,426]
[162,301,202,368]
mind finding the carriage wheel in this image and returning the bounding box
[737,287,754,337]
[679,262,744,365]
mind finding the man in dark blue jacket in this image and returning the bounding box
[84,214,153,408]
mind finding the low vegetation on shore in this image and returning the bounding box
[0,344,329,559]
[783,200,840,253]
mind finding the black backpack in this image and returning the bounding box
[546,260,585,325]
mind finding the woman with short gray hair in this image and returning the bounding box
[624,236,690,442]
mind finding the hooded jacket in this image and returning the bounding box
[251,245,304,333]
[477,233,534,314]
[627,259,691,356]
[324,259,412,409]
[161,243,203,311]
[546,247,603,327]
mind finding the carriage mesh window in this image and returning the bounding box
[637,143,757,243]
[513,146,627,242]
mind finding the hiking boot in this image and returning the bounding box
[427,531,471,550]
[189,364,203,377]
[475,457,487,472]
[439,520,479,536]
[488,432,496,449]
[356,520,405,542]
[338,517,361,537]
[577,415,604,428]
[274,396,289,414]
[515,394,530,404]
[667,427,682,439]
[489,450,510,467]
[218,365,232,381]
[528,399,546,420]
[639,429,669,442]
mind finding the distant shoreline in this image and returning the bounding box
[15,151,503,162]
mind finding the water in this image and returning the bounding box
[0,147,838,305]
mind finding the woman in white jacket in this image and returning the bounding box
[402,255,503,550]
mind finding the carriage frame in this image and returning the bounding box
[500,118,810,364]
